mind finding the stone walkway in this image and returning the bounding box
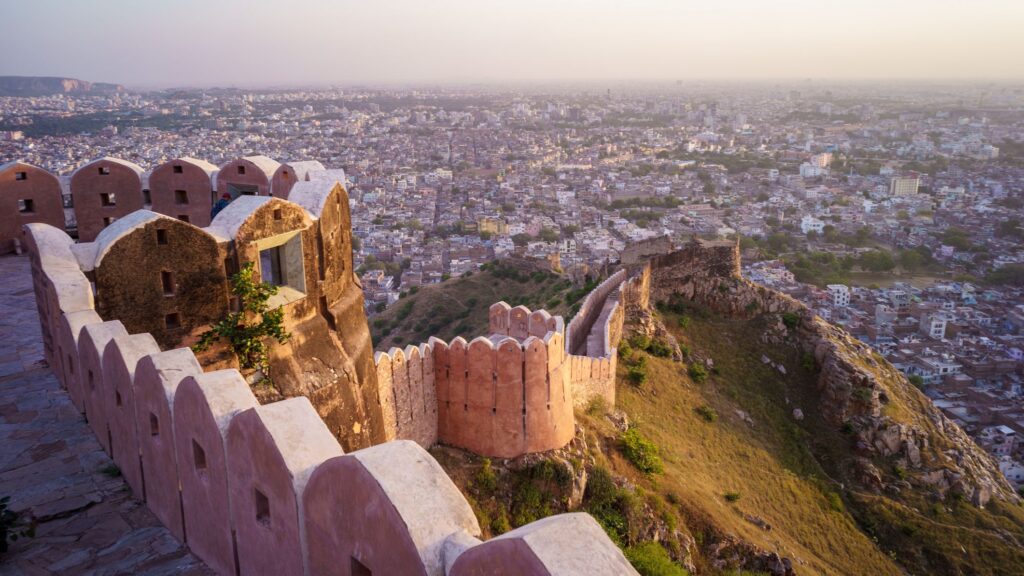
[0,255,210,575]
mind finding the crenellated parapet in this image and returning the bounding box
[0,155,345,253]
[374,324,575,458]
[21,177,385,451]
[21,221,638,576]
[375,292,636,458]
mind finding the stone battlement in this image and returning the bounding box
[375,293,627,458]
[24,179,383,450]
[1,155,334,251]
[21,219,638,575]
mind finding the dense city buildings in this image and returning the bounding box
[2,81,1023,492]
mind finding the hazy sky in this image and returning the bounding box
[2,0,1023,87]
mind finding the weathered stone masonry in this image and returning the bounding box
[23,206,637,575]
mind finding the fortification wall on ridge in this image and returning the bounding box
[375,327,576,458]
[1,155,335,245]
[376,280,636,456]
[21,222,636,576]
[27,177,386,451]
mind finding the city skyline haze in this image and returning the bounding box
[2,0,1023,87]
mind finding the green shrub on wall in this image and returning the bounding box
[193,262,291,384]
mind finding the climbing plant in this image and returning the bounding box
[193,262,291,384]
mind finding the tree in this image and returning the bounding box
[766,233,792,254]
[860,250,895,272]
[996,218,1022,239]
[511,233,532,247]
[987,264,1024,286]
[898,249,925,272]
[941,227,973,251]
[193,263,291,384]
[538,227,559,242]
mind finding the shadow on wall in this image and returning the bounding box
[22,221,638,576]
[36,178,385,451]
[374,289,629,459]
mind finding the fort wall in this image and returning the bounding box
[28,178,387,451]
[148,157,218,227]
[1,155,331,246]
[17,152,638,458]
[375,284,634,457]
[70,157,145,242]
[22,221,635,576]
[0,162,65,254]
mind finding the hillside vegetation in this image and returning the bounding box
[434,300,1024,575]
[371,259,598,350]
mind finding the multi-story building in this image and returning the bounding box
[827,284,850,307]
[890,175,920,197]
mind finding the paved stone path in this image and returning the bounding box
[0,255,210,575]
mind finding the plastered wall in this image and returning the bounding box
[23,220,633,576]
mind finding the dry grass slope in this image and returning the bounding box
[581,311,902,575]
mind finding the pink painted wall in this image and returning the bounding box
[58,310,103,410]
[149,159,215,227]
[21,224,93,372]
[374,352,398,440]
[494,339,525,452]
[1,162,65,253]
[304,456,434,576]
[135,348,203,543]
[509,306,530,340]
[431,338,450,442]
[25,200,633,576]
[226,398,342,576]
[70,158,145,242]
[450,538,549,576]
[102,333,160,499]
[227,408,305,576]
[173,372,258,576]
[215,158,275,198]
[78,321,129,452]
[303,441,480,576]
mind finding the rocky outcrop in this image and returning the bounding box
[0,76,125,96]
[632,238,1018,506]
[704,535,796,576]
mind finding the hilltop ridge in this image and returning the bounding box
[430,239,1024,575]
[0,75,124,96]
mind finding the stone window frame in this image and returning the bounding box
[251,229,307,309]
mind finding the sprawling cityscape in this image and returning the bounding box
[3,82,1023,496]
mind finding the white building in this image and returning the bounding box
[799,163,826,178]
[800,215,825,234]
[827,284,850,307]
[999,456,1024,488]
[890,176,920,197]
[919,313,948,339]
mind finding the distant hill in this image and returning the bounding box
[0,76,125,96]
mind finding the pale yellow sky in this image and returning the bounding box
[2,0,1022,86]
